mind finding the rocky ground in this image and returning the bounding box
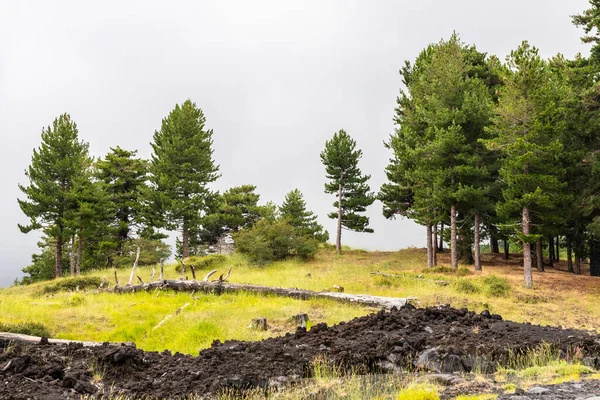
[1,304,599,399]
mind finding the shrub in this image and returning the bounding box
[454,279,480,294]
[234,219,319,264]
[0,322,51,337]
[482,276,511,297]
[43,276,102,294]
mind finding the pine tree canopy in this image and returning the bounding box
[321,129,375,233]
[149,100,220,258]
[280,189,329,242]
[18,114,90,237]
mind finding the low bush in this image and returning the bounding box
[454,278,480,294]
[234,219,319,264]
[482,276,511,297]
[43,276,102,294]
[0,322,51,337]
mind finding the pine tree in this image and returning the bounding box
[190,185,264,256]
[280,189,329,243]
[18,114,89,278]
[96,147,149,262]
[149,100,220,259]
[320,130,374,254]
[68,166,113,275]
[381,36,497,269]
[486,42,569,288]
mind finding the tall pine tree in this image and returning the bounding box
[320,130,374,254]
[486,42,569,288]
[18,114,89,278]
[149,100,220,259]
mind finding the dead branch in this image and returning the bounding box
[2,360,12,372]
[114,269,119,286]
[137,276,145,284]
[159,259,164,281]
[203,269,218,282]
[0,332,134,347]
[127,247,141,286]
[150,266,156,283]
[151,302,190,332]
[220,267,232,282]
[190,265,196,280]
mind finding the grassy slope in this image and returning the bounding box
[1,248,600,356]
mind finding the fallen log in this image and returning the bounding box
[0,332,134,347]
[112,279,414,309]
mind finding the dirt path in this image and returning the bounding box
[1,304,599,399]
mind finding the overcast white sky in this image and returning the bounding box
[0,0,591,286]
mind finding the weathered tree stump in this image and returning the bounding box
[295,313,309,328]
[251,318,268,331]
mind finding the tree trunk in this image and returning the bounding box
[426,223,433,268]
[590,238,600,277]
[432,223,438,266]
[55,235,63,279]
[336,181,343,255]
[567,240,573,273]
[555,236,560,262]
[547,236,554,269]
[474,213,481,271]
[450,204,458,268]
[70,236,75,276]
[503,239,509,260]
[182,221,190,259]
[76,235,83,276]
[439,223,444,253]
[574,247,582,275]
[522,207,533,288]
[536,238,544,272]
[490,234,500,254]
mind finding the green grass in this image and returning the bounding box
[4,247,600,357]
[0,321,50,337]
[397,384,440,400]
[0,275,369,354]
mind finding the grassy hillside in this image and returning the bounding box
[1,248,599,355]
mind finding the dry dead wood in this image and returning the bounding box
[112,269,414,309]
[151,302,190,332]
[0,332,134,347]
[126,247,141,286]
